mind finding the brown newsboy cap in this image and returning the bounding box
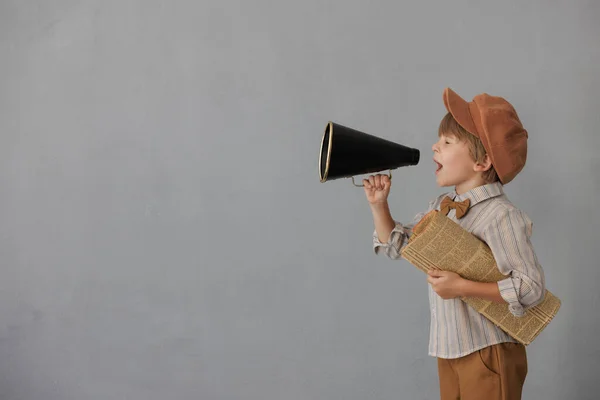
[442,87,528,184]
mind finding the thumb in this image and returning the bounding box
[428,269,443,277]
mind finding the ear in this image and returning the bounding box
[473,154,493,172]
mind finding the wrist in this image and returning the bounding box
[369,200,389,212]
[459,278,474,297]
[459,279,505,304]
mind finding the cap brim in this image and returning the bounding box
[443,88,478,137]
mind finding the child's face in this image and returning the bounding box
[432,133,482,194]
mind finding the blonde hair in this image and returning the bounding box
[438,112,499,184]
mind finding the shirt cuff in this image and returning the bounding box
[373,223,405,255]
[498,277,525,317]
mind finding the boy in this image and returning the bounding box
[363,88,545,400]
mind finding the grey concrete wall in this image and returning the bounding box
[0,1,598,399]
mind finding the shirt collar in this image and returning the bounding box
[449,182,504,207]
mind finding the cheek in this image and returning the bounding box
[443,153,458,168]
[444,148,471,171]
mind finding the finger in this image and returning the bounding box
[427,275,435,284]
[363,179,371,189]
[428,270,441,277]
[368,176,375,187]
[373,174,380,189]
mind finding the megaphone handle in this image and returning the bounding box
[351,170,392,187]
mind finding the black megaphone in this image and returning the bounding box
[319,121,420,186]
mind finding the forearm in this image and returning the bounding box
[370,202,396,243]
[461,280,507,304]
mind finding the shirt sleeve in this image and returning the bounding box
[483,208,546,317]
[373,198,437,260]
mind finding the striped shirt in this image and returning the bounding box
[373,182,546,359]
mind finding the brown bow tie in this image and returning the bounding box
[440,196,471,219]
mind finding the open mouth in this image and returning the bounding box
[435,160,443,173]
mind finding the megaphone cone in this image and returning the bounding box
[319,122,420,186]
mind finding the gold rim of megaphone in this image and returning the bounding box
[319,121,333,182]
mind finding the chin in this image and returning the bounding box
[435,177,451,187]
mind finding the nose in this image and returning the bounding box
[432,141,439,152]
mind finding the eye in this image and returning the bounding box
[445,140,450,144]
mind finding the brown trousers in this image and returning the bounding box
[437,343,528,400]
